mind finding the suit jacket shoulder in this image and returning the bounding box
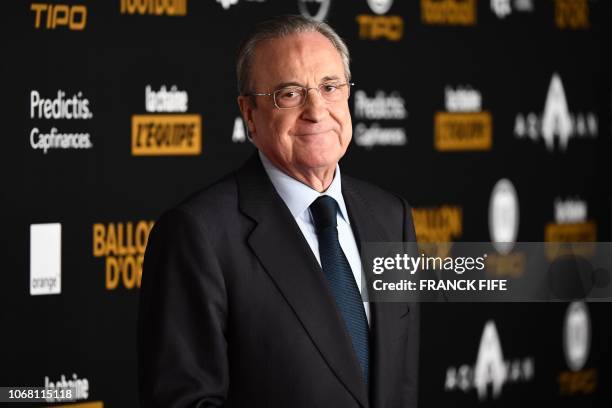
[342,174,415,243]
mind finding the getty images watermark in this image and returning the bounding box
[360,242,612,302]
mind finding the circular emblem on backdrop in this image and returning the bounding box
[488,178,519,255]
[367,0,393,14]
[298,0,331,22]
[563,301,591,371]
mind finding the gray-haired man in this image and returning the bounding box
[139,15,419,408]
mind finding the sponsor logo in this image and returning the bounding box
[217,0,237,8]
[564,302,590,371]
[145,85,187,112]
[514,73,598,152]
[445,320,535,400]
[413,206,462,257]
[555,0,589,29]
[31,3,87,30]
[489,179,519,255]
[559,301,597,394]
[490,0,533,19]
[216,0,265,9]
[297,0,331,22]
[92,221,154,290]
[29,90,94,154]
[132,84,202,156]
[367,0,393,14]
[44,373,89,403]
[120,0,187,16]
[421,0,476,26]
[232,117,248,143]
[353,89,408,148]
[30,223,61,296]
[487,179,524,277]
[356,0,403,41]
[545,197,596,243]
[435,85,492,151]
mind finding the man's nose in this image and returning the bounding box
[301,88,329,122]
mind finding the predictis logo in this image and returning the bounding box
[353,89,408,148]
[514,73,597,152]
[421,0,476,26]
[131,85,202,156]
[298,0,331,22]
[555,0,589,29]
[435,85,492,151]
[31,2,87,30]
[356,0,404,41]
[445,320,535,400]
[120,0,187,16]
[92,221,154,290]
[29,90,94,154]
[559,301,597,395]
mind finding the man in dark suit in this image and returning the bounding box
[139,15,419,408]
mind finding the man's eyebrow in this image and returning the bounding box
[273,76,344,89]
[274,81,305,89]
[320,75,342,83]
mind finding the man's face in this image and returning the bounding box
[238,32,352,177]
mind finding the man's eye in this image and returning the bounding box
[279,89,302,99]
[322,84,339,93]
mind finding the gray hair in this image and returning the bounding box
[236,15,351,98]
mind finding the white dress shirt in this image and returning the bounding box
[259,151,370,324]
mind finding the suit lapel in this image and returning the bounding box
[236,155,369,408]
[342,178,412,408]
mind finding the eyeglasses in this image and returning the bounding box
[246,82,354,109]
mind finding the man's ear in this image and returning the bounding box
[237,95,256,139]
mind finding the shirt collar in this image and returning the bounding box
[259,151,350,223]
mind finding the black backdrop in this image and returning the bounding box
[2,0,611,407]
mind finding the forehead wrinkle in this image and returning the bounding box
[251,32,345,91]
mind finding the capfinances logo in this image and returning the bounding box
[132,85,202,156]
[92,221,154,290]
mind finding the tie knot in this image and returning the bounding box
[310,195,338,233]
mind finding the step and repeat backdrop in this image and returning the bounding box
[3,0,611,406]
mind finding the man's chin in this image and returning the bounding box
[294,154,342,173]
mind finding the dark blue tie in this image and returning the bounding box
[310,195,369,385]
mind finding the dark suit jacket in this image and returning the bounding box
[138,154,419,408]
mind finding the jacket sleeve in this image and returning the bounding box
[138,208,229,408]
